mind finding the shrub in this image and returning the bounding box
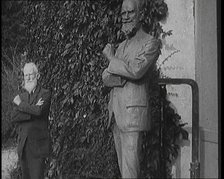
[1,47,22,145]
[1,1,27,146]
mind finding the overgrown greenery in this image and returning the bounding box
[1,0,25,145]
[2,1,188,178]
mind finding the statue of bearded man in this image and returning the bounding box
[102,0,161,178]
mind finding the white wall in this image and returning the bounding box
[159,0,218,178]
[195,0,218,178]
[158,0,195,178]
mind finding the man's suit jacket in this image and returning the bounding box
[102,28,161,132]
[12,85,51,159]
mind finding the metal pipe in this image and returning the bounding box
[158,78,200,178]
[159,85,167,178]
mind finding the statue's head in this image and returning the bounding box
[121,0,144,38]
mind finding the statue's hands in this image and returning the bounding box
[102,43,115,61]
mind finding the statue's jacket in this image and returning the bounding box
[103,28,161,132]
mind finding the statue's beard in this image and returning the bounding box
[24,80,37,93]
[121,21,139,38]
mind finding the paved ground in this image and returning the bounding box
[1,147,18,179]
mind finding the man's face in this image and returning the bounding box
[23,67,38,93]
[121,0,140,37]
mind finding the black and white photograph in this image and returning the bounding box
[2,0,220,178]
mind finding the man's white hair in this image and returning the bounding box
[123,0,145,11]
[23,62,39,74]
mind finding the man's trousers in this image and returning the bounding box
[113,124,142,178]
[20,141,46,179]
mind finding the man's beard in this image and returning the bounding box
[24,81,37,93]
[121,21,139,38]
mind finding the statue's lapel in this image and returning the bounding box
[116,40,130,63]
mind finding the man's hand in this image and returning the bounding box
[102,43,115,61]
[13,95,21,106]
[36,98,44,106]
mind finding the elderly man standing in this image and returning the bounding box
[102,0,161,178]
[12,62,51,179]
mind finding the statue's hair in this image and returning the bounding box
[23,62,39,74]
